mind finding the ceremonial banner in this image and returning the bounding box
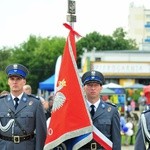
[93,126,113,150]
[54,55,62,93]
[44,23,93,150]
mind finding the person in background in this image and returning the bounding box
[23,84,52,120]
[80,70,121,150]
[130,99,136,111]
[101,95,110,102]
[138,92,147,112]
[0,63,47,150]
[46,95,54,118]
[23,84,32,95]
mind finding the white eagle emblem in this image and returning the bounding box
[52,79,66,112]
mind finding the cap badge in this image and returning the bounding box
[13,64,18,69]
[91,71,96,76]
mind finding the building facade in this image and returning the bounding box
[128,3,150,50]
[81,50,150,87]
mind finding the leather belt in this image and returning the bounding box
[0,132,34,143]
[81,142,104,150]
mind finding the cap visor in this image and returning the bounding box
[84,80,102,85]
[8,74,24,78]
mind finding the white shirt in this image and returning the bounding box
[11,93,23,105]
[87,99,100,112]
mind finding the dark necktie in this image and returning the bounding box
[14,97,19,109]
[90,105,95,117]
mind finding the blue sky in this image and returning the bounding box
[0,0,149,48]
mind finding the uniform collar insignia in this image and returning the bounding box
[23,97,27,102]
[7,95,11,101]
[101,103,105,109]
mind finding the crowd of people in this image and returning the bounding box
[0,63,150,150]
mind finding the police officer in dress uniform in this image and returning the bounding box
[135,109,150,150]
[80,70,121,150]
[0,64,47,150]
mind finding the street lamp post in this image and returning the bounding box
[67,0,76,28]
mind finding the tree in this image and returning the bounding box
[0,27,138,93]
[112,27,126,39]
[3,35,65,93]
[112,27,137,50]
[77,28,137,53]
[77,31,114,53]
[76,28,137,68]
[0,49,12,92]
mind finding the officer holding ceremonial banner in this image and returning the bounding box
[80,70,121,150]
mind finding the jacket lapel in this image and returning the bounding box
[5,94,16,112]
[93,101,106,119]
[15,93,28,114]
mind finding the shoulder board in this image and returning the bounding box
[28,94,40,100]
[142,109,150,114]
[106,101,117,107]
[0,95,7,99]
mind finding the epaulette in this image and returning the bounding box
[105,101,117,107]
[28,94,40,100]
[0,95,7,99]
[142,108,150,114]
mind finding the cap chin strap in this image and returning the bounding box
[84,81,102,86]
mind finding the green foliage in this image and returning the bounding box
[77,27,137,52]
[0,49,12,92]
[76,27,137,68]
[126,88,142,103]
[0,49,12,70]
[132,89,141,103]
[0,71,9,92]
[76,31,115,52]
[113,27,126,39]
[0,27,138,93]
[0,35,65,93]
[113,28,138,50]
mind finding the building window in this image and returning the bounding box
[146,15,150,18]
[95,57,101,62]
[139,79,150,85]
[145,22,150,28]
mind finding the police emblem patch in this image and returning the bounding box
[108,107,111,112]
[29,101,33,106]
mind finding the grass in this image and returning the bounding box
[121,134,135,146]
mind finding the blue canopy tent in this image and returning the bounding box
[39,74,55,91]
